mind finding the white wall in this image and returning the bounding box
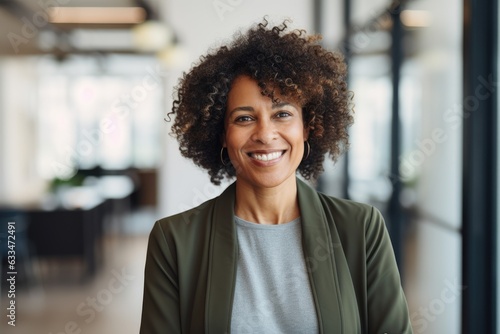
[157,0,313,217]
[0,57,47,205]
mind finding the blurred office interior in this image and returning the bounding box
[0,0,497,333]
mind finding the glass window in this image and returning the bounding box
[400,0,463,332]
[351,0,392,26]
[36,55,164,180]
[348,54,393,209]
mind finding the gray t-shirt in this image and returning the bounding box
[230,216,319,334]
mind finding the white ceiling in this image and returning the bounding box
[0,0,161,55]
[0,0,399,56]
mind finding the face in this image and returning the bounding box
[223,75,308,189]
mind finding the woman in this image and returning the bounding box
[140,19,413,333]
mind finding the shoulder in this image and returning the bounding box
[316,192,376,219]
[151,181,236,238]
[314,191,386,239]
[149,182,236,257]
[146,196,222,266]
[296,178,383,235]
[152,196,218,241]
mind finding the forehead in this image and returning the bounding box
[227,75,300,106]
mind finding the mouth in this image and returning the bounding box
[248,150,285,162]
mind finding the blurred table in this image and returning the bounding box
[25,195,106,277]
[0,175,136,278]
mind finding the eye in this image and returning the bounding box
[235,115,254,122]
[275,111,292,118]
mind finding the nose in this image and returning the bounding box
[251,119,277,144]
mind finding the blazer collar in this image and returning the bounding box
[205,181,238,333]
[296,178,360,333]
[205,178,359,333]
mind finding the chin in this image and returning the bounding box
[239,172,297,189]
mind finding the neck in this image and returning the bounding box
[234,177,300,225]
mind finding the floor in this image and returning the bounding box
[0,209,156,334]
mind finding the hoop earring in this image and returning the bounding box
[220,147,230,166]
[303,141,311,160]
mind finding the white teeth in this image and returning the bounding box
[252,151,283,161]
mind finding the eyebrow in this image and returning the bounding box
[228,102,297,116]
[228,106,254,115]
[272,102,295,109]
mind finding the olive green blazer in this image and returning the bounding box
[140,178,413,333]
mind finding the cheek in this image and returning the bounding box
[224,128,245,151]
[291,124,307,143]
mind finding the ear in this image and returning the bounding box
[303,126,310,141]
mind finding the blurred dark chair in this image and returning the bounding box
[0,210,34,293]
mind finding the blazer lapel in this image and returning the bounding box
[205,182,238,333]
[297,178,360,333]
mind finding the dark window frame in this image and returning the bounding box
[462,0,498,332]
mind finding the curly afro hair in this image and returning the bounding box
[169,18,354,185]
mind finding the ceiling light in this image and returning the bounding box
[132,21,174,52]
[401,10,431,28]
[49,7,146,25]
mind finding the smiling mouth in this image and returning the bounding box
[249,151,285,162]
